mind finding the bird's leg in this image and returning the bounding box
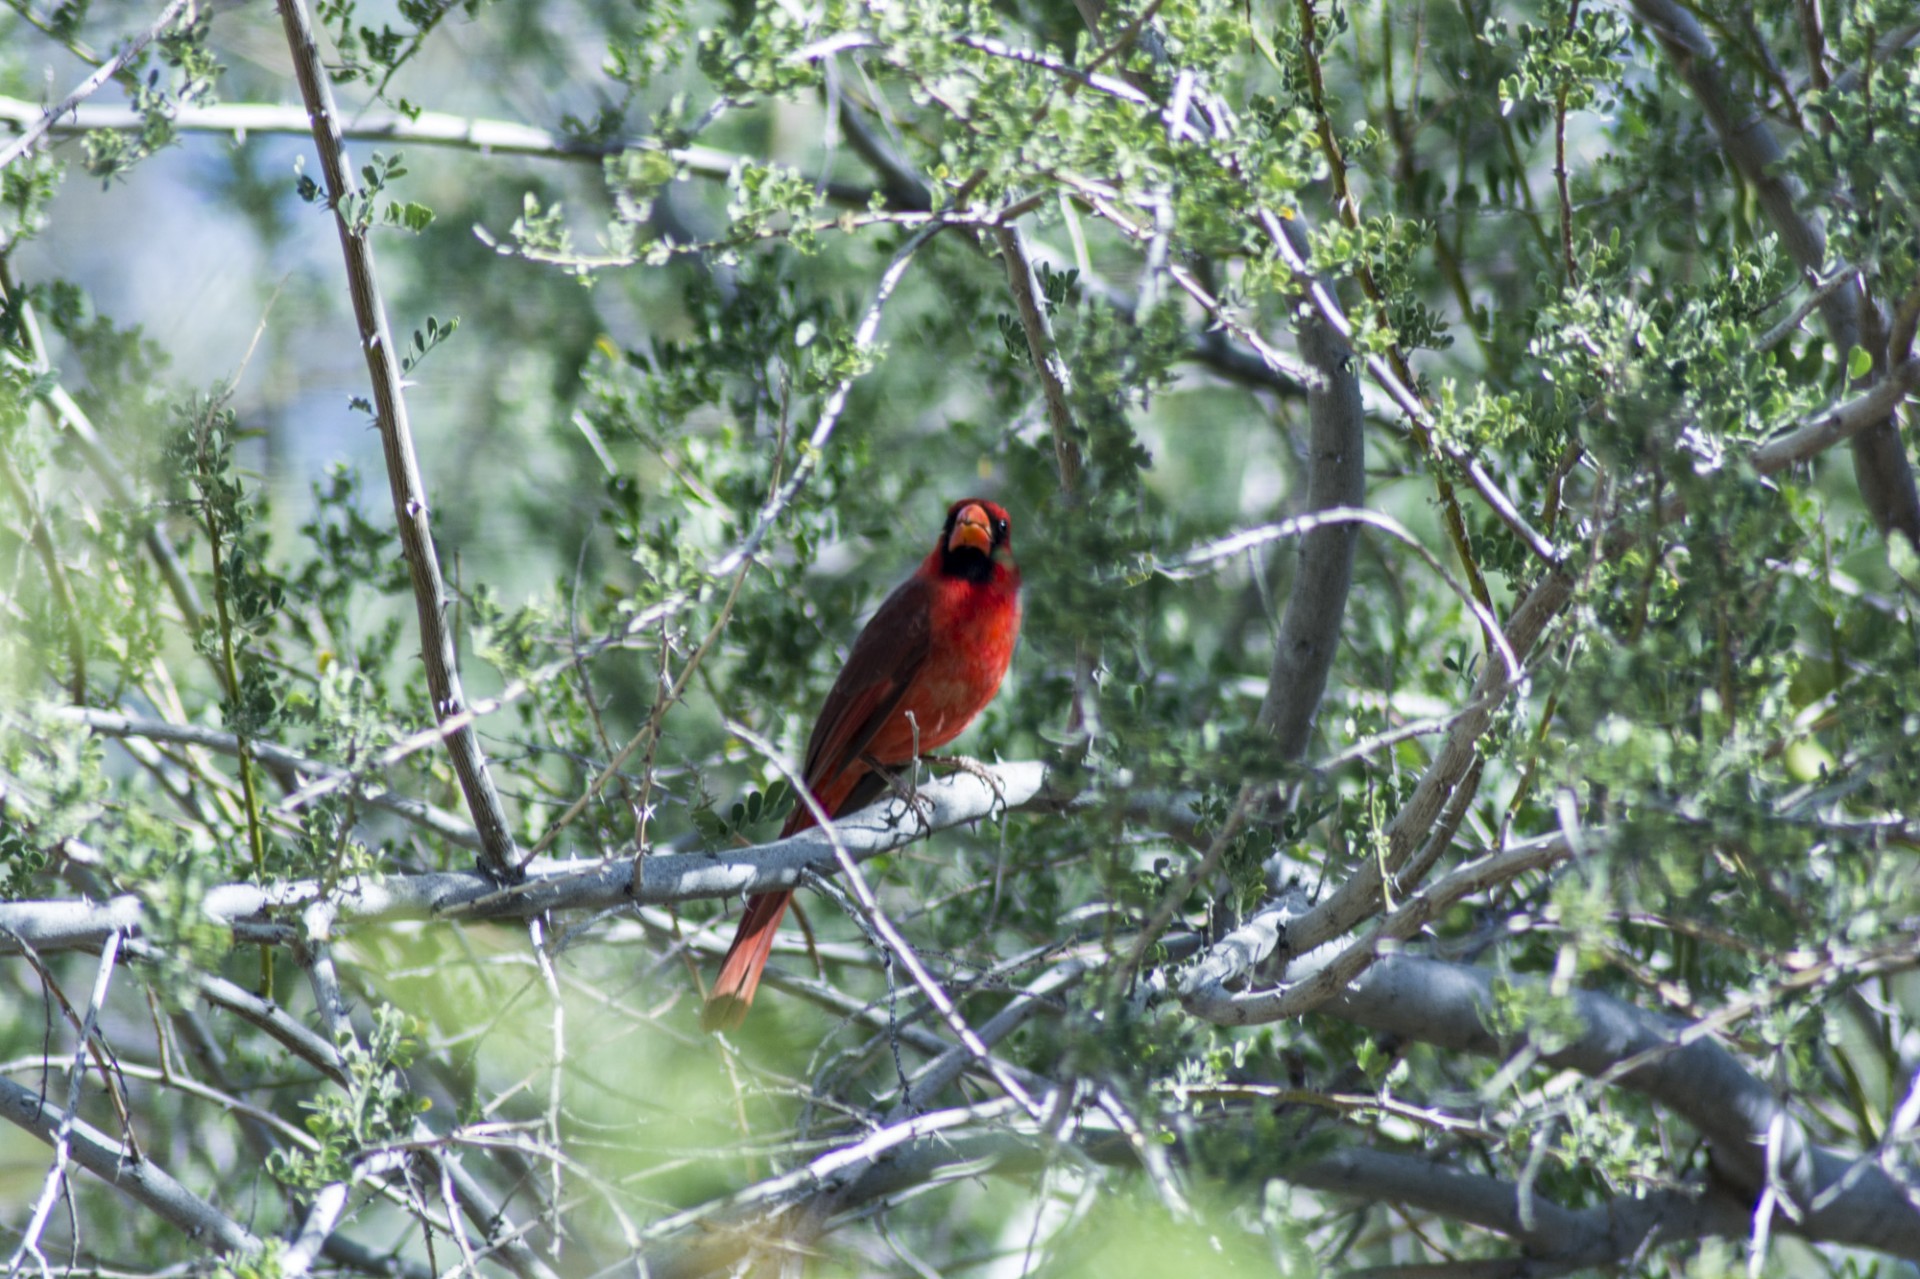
[858,753,936,831]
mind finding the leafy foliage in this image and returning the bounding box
[1,0,1918,1273]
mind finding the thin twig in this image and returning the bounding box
[0,93,882,207]
[994,223,1080,495]
[7,933,129,1270]
[527,916,566,1250]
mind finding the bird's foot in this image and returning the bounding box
[925,754,1006,812]
[860,755,938,830]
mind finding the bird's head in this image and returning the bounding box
[939,497,1014,583]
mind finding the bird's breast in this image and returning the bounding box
[882,577,1020,760]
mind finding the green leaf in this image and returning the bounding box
[383,200,435,233]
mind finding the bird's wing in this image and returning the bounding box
[799,570,935,799]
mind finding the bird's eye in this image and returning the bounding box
[992,518,1008,540]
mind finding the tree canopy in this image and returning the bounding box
[3,0,1919,1274]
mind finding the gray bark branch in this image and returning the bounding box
[1323,952,1920,1259]
[0,762,1053,955]
[1289,1147,1753,1266]
[0,1075,264,1258]
[1257,283,1367,758]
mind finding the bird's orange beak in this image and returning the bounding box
[949,503,993,554]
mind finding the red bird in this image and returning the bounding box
[702,498,1022,1032]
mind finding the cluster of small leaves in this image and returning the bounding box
[0,813,50,900]
[1490,0,1629,116]
[268,1005,431,1191]
[693,0,837,98]
[399,313,458,373]
[725,161,823,254]
[691,778,793,841]
[1791,7,1920,293]
[293,149,434,235]
[500,191,636,281]
[1308,214,1453,354]
[603,0,692,84]
[211,1240,293,1279]
[1,150,65,245]
[80,10,222,184]
[315,0,482,113]
[164,395,287,744]
[1525,237,1812,489]
[605,147,679,227]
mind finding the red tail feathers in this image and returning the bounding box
[700,890,793,1032]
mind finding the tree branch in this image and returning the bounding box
[275,0,520,879]
[1256,290,1366,759]
[1751,357,1920,474]
[1288,1147,1752,1267]
[0,93,881,207]
[0,762,1054,955]
[1281,566,1571,957]
[1182,830,1575,1023]
[995,222,1082,495]
[1631,0,1920,546]
[0,1074,264,1258]
[0,0,192,173]
[1321,951,1920,1259]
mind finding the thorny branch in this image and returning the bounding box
[276,0,521,880]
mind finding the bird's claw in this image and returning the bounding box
[926,754,1006,814]
[861,754,938,830]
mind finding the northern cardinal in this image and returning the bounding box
[701,498,1022,1032]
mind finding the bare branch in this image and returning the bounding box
[0,1074,264,1258]
[640,1122,1060,1279]
[0,93,882,207]
[995,223,1081,495]
[172,957,348,1085]
[282,1183,351,1277]
[7,933,124,1270]
[1288,1147,1751,1265]
[1281,567,1573,958]
[1257,296,1366,760]
[1751,357,1920,474]
[1182,830,1576,1023]
[276,0,520,879]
